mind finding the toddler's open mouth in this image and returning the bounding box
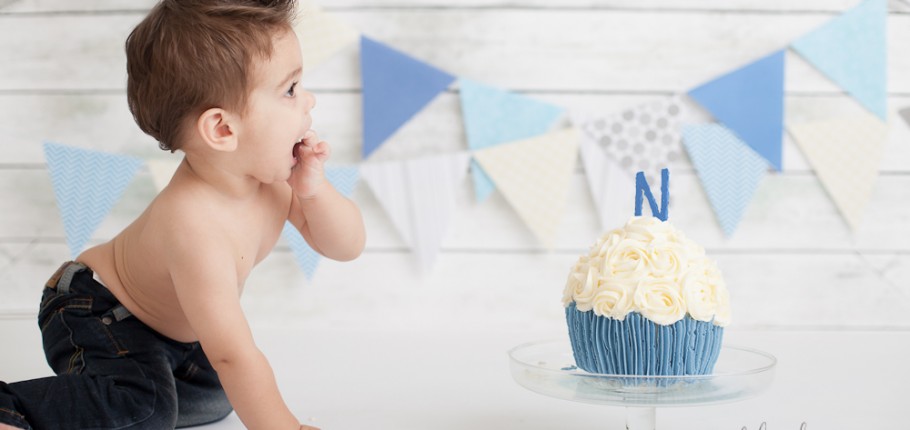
[292,139,304,159]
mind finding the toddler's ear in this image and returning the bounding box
[197,108,238,153]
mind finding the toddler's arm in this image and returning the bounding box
[167,226,301,430]
[287,131,365,261]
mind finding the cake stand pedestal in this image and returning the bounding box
[508,340,777,430]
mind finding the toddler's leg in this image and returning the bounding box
[174,343,233,428]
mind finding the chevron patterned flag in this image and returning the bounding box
[282,166,361,280]
[44,143,144,258]
[682,124,768,237]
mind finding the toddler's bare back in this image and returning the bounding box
[78,160,291,343]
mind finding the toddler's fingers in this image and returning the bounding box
[302,130,319,147]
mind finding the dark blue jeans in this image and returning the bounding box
[0,262,233,429]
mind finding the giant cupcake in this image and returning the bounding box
[562,216,731,376]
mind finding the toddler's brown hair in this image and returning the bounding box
[126,0,297,152]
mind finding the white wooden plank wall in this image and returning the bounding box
[1,0,909,336]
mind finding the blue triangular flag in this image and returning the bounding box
[282,166,360,280]
[682,124,767,237]
[360,36,456,159]
[687,50,785,171]
[459,78,564,201]
[791,0,887,120]
[44,143,144,258]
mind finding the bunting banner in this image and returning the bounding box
[788,113,889,230]
[282,166,361,280]
[294,2,360,74]
[44,143,144,258]
[473,128,579,248]
[360,36,456,159]
[458,78,565,202]
[687,50,786,171]
[360,152,471,270]
[682,124,768,237]
[147,158,182,193]
[791,0,887,120]
[578,138,637,231]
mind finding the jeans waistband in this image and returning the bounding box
[46,261,133,322]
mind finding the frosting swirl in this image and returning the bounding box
[562,217,731,326]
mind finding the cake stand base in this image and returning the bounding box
[508,340,777,430]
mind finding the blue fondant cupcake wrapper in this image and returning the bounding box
[566,303,723,376]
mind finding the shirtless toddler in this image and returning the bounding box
[0,1,365,428]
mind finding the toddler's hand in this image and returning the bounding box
[289,130,332,199]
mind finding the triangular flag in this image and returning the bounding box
[682,124,768,236]
[788,113,889,230]
[459,78,565,202]
[360,36,456,159]
[294,2,359,74]
[360,153,471,270]
[44,143,144,258]
[791,0,887,120]
[687,50,786,171]
[474,129,579,248]
[147,159,182,193]
[578,139,636,231]
[282,166,360,280]
[573,95,687,186]
[899,107,910,127]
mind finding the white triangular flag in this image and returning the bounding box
[578,139,636,232]
[147,159,182,192]
[473,128,579,248]
[361,152,471,270]
[295,2,360,74]
[788,113,889,230]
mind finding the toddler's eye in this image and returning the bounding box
[286,81,298,97]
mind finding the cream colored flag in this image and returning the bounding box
[295,2,359,74]
[147,159,182,193]
[788,113,889,230]
[474,128,580,248]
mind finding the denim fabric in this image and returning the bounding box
[0,263,232,429]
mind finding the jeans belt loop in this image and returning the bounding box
[112,305,133,322]
[55,261,87,294]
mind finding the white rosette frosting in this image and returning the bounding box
[562,216,731,326]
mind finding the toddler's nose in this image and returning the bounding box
[303,91,316,112]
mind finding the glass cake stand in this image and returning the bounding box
[508,340,776,430]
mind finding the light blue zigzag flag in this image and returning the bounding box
[282,166,360,281]
[687,50,786,171]
[791,0,887,120]
[459,78,565,202]
[682,124,768,237]
[44,143,144,258]
[360,36,456,159]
